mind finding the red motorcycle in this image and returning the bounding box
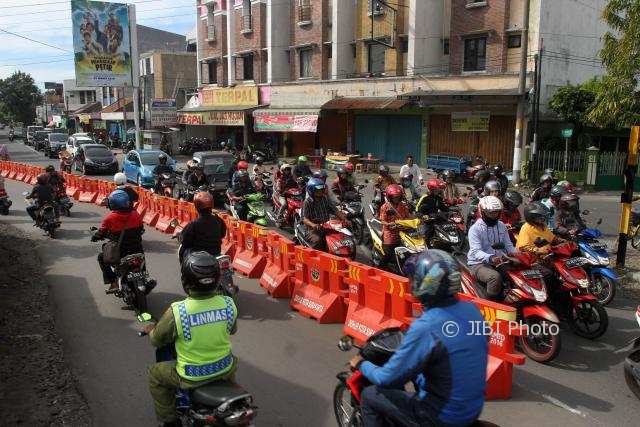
[462,156,488,181]
[295,219,356,258]
[267,181,305,228]
[542,240,609,339]
[458,250,562,363]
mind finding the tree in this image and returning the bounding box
[588,0,640,128]
[549,82,596,126]
[0,71,41,125]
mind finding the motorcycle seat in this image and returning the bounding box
[192,381,251,407]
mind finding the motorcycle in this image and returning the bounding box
[426,212,465,252]
[59,153,73,173]
[462,156,488,181]
[458,249,561,363]
[123,138,135,154]
[252,171,273,199]
[267,180,305,229]
[295,219,357,259]
[624,306,640,399]
[243,142,276,163]
[336,185,367,245]
[90,227,157,313]
[156,172,177,198]
[8,130,14,141]
[225,191,268,226]
[56,188,73,217]
[574,221,618,306]
[24,192,59,238]
[367,216,426,273]
[0,188,12,215]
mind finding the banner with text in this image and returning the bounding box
[451,112,490,132]
[150,99,177,127]
[202,86,258,107]
[178,111,245,126]
[254,111,319,132]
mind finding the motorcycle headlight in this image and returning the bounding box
[583,252,600,265]
[598,256,610,266]
[577,279,590,288]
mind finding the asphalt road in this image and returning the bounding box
[1,134,639,426]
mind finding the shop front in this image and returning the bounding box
[252,108,320,157]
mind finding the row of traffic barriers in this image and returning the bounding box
[0,160,525,400]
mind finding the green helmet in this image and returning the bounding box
[298,155,308,163]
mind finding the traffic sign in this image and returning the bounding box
[562,128,573,138]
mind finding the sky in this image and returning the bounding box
[0,0,196,88]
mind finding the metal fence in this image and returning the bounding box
[598,151,627,175]
[533,151,587,174]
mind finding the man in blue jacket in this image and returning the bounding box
[350,249,488,426]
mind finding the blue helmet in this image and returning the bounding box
[306,177,325,199]
[403,249,461,307]
[107,189,130,212]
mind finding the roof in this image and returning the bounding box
[73,101,102,115]
[400,89,521,98]
[102,98,133,113]
[322,97,409,110]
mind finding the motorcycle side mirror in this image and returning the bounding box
[492,243,505,250]
[582,210,590,216]
[338,336,353,352]
[137,312,153,323]
[534,237,549,247]
[597,218,603,225]
[90,226,98,231]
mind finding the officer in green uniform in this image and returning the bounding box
[144,251,238,426]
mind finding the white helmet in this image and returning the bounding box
[280,163,292,172]
[114,172,127,186]
[479,195,503,213]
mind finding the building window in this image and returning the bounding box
[87,91,94,103]
[400,38,408,53]
[508,34,522,48]
[326,44,332,59]
[79,91,86,104]
[243,54,254,80]
[443,38,450,55]
[368,43,386,74]
[206,5,216,40]
[145,58,152,75]
[242,0,252,32]
[108,87,114,98]
[367,0,384,16]
[299,48,313,78]
[463,37,486,71]
[298,0,311,23]
[208,61,217,84]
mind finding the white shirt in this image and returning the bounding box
[399,164,423,186]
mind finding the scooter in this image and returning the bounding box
[25,192,59,238]
[56,188,73,217]
[624,306,640,399]
[225,191,268,226]
[252,170,273,199]
[0,188,12,215]
[425,212,464,252]
[295,219,356,259]
[137,313,256,426]
[368,216,426,273]
[59,153,73,174]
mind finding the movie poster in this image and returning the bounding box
[71,0,132,87]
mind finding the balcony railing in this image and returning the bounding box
[241,14,252,33]
[298,5,311,24]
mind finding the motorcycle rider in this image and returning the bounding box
[45,165,65,194]
[179,191,226,264]
[145,251,237,427]
[553,193,586,239]
[542,184,567,229]
[187,164,208,190]
[372,165,396,216]
[351,249,488,427]
[467,196,518,301]
[152,153,173,194]
[251,156,265,178]
[345,162,356,186]
[442,169,460,204]
[545,168,559,185]
[293,155,312,180]
[182,160,198,186]
[530,173,554,202]
[113,172,139,206]
[399,155,423,201]
[489,164,509,196]
[91,189,144,294]
[26,173,58,222]
[501,190,523,226]
[415,179,450,244]
[274,163,298,224]
[301,178,349,250]
[379,184,413,268]
[228,170,255,221]
[0,143,10,160]
[231,160,249,187]
[516,202,565,258]
[331,166,356,201]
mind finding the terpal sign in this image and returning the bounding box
[177,111,245,126]
[150,99,177,127]
[202,86,259,107]
[451,112,490,132]
[71,0,132,87]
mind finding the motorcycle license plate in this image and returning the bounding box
[522,269,543,279]
[127,271,146,280]
[591,243,607,250]
[565,257,587,268]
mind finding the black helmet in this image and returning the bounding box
[490,164,504,176]
[539,173,553,184]
[524,202,550,226]
[45,165,55,173]
[379,164,389,175]
[336,166,347,177]
[549,185,567,200]
[484,180,501,195]
[474,170,490,187]
[559,193,579,211]
[181,251,221,293]
[255,156,264,165]
[37,173,49,185]
[503,190,523,208]
[441,169,455,181]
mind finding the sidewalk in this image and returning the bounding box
[601,236,640,301]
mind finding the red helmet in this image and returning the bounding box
[427,178,446,192]
[237,161,249,170]
[385,184,403,198]
[345,162,354,173]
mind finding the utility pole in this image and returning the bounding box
[128,4,141,149]
[617,126,640,267]
[512,0,530,184]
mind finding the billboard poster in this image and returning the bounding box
[451,112,490,132]
[71,0,132,87]
[150,99,177,127]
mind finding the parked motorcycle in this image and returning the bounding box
[574,221,617,306]
[56,188,73,217]
[624,306,640,399]
[336,185,367,245]
[243,142,276,163]
[225,191,268,226]
[295,219,357,259]
[90,226,156,313]
[25,192,59,238]
[0,188,12,215]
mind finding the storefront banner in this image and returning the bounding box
[78,114,92,124]
[254,113,319,132]
[71,0,132,87]
[178,111,245,126]
[150,99,177,127]
[202,86,258,107]
[451,112,490,132]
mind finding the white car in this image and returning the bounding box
[66,135,94,156]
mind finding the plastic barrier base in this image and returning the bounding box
[259,264,292,298]
[290,281,346,323]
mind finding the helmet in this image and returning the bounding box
[559,193,579,211]
[255,156,264,165]
[441,169,455,181]
[483,180,501,195]
[379,164,389,175]
[181,251,221,293]
[385,184,403,202]
[236,169,249,180]
[427,178,446,193]
[313,169,328,180]
[298,155,308,163]
[280,163,292,172]
[345,162,355,173]
[186,159,198,170]
[194,191,214,212]
[107,189,130,211]
[539,173,553,184]
[45,165,55,173]
[114,172,127,186]
[544,168,556,177]
[503,190,523,209]
[306,177,325,198]
[474,170,490,187]
[490,164,504,176]
[549,185,567,200]
[336,166,347,178]
[403,250,461,307]
[158,153,167,162]
[237,160,249,170]
[524,202,550,226]
[479,195,503,226]
[36,173,49,185]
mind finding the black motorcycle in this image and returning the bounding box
[24,192,59,238]
[123,138,135,154]
[9,130,15,141]
[337,185,367,245]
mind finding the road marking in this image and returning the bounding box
[541,394,586,418]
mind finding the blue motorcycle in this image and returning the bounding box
[576,223,618,305]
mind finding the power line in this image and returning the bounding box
[0,27,72,52]
[0,0,189,19]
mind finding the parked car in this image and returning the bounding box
[122,149,176,188]
[45,133,68,158]
[75,144,119,175]
[33,130,52,151]
[66,135,94,156]
[26,125,44,145]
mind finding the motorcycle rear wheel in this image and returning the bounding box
[589,273,616,306]
[333,382,362,427]
[518,319,561,363]
[568,300,608,339]
[134,285,148,314]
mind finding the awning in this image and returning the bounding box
[253,108,320,133]
[177,104,263,126]
[322,97,409,110]
[399,88,522,106]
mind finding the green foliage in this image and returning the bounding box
[588,0,640,128]
[548,83,596,125]
[0,71,41,125]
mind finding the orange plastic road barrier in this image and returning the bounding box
[28,166,44,185]
[342,262,411,344]
[63,173,80,199]
[155,196,178,233]
[174,200,197,234]
[8,162,18,179]
[142,193,160,227]
[259,231,296,298]
[15,164,27,181]
[135,187,149,217]
[219,212,237,260]
[290,247,349,323]
[0,161,10,178]
[95,181,115,206]
[232,221,268,278]
[78,178,99,203]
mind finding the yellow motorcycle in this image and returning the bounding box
[367,216,426,273]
